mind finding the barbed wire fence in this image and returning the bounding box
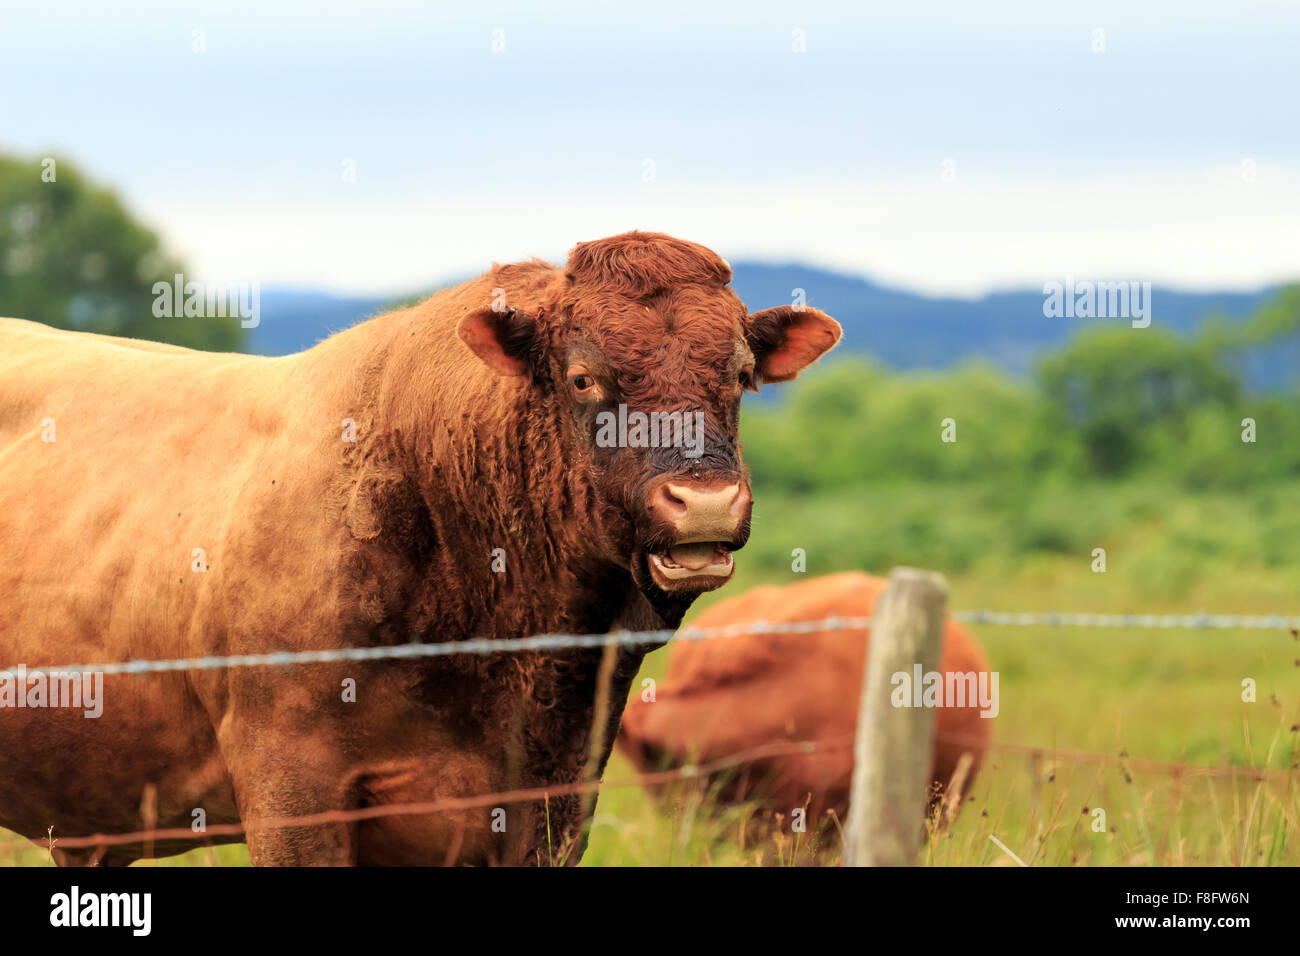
[3,593,1298,863]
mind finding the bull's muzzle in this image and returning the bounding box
[644,478,751,592]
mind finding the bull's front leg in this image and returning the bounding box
[230,754,359,864]
[218,722,361,866]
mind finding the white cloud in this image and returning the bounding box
[145,161,1300,298]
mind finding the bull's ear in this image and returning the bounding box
[456,306,537,377]
[745,306,841,383]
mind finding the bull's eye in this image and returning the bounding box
[566,367,602,400]
[738,366,757,393]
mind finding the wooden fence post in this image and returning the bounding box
[846,566,948,866]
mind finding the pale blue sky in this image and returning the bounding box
[2,0,1297,295]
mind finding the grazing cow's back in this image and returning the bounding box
[0,232,840,865]
[618,572,993,824]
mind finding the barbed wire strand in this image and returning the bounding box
[7,609,1300,679]
[938,732,1299,782]
[5,616,871,679]
[954,610,1300,630]
[4,731,1294,858]
[0,735,856,856]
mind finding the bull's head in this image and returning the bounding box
[457,232,840,613]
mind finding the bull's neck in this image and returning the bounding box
[344,336,639,642]
[449,393,642,637]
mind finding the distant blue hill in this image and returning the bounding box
[250,265,1287,387]
[253,288,393,356]
[728,264,1278,378]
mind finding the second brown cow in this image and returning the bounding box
[619,572,994,828]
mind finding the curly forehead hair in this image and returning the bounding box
[562,231,732,299]
[538,235,748,384]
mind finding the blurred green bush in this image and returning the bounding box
[0,153,246,351]
[739,288,1300,588]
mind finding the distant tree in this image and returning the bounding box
[743,288,1300,493]
[1236,285,1300,345]
[0,153,246,351]
[1035,328,1239,475]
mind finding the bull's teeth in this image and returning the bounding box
[648,550,734,587]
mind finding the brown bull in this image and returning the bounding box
[618,572,993,826]
[0,231,840,865]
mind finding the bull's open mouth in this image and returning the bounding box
[647,542,734,592]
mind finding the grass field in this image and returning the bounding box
[4,483,1298,867]
[585,568,1300,866]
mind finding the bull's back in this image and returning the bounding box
[0,319,300,653]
